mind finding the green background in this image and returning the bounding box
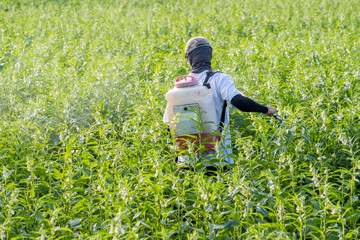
[0,0,359,238]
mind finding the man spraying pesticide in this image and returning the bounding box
[164,36,277,173]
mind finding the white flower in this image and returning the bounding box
[2,168,10,179]
[312,176,318,187]
[337,113,344,120]
[338,135,347,145]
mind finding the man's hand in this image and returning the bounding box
[264,105,276,116]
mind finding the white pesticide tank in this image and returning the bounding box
[165,76,219,152]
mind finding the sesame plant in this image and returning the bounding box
[0,0,359,239]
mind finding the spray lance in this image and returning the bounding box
[256,114,285,165]
[268,114,285,146]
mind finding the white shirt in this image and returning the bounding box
[164,70,242,166]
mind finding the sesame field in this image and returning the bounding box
[0,0,360,239]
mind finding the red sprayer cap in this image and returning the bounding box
[175,76,198,88]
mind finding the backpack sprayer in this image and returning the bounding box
[165,75,285,154]
[165,75,219,152]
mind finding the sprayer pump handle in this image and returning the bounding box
[175,76,196,82]
[175,76,198,88]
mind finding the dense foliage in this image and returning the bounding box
[1,0,359,239]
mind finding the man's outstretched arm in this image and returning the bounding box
[230,94,276,116]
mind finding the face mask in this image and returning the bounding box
[187,45,213,73]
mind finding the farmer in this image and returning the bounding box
[165,36,276,171]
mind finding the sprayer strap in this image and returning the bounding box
[202,71,227,131]
[203,71,220,89]
[219,100,227,131]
